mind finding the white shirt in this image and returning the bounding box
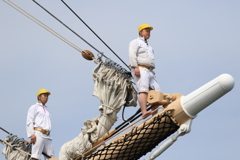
[128,37,155,68]
[26,103,52,138]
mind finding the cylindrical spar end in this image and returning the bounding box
[181,74,235,118]
[218,73,235,92]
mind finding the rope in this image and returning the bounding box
[1,136,31,160]
[3,0,84,53]
[32,0,107,59]
[97,112,117,134]
[61,0,131,70]
[104,59,131,79]
[101,104,116,112]
[2,139,31,156]
[114,105,155,136]
[5,0,131,72]
[1,130,53,159]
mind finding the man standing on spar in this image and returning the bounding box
[129,24,161,119]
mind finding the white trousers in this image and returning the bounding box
[31,132,54,160]
[131,67,160,93]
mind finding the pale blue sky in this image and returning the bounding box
[0,1,240,160]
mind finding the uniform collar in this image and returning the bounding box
[138,36,145,41]
[36,102,47,107]
[138,36,148,45]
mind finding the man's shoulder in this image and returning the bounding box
[129,38,140,45]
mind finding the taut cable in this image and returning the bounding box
[3,0,84,54]
[32,0,106,58]
[61,0,130,70]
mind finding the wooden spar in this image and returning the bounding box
[146,91,191,125]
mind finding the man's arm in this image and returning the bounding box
[129,40,141,77]
[129,40,139,68]
[26,106,36,144]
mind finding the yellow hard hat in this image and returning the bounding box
[138,24,153,32]
[37,89,51,96]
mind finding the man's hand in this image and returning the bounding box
[134,67,140,77]
[30,135,36,144]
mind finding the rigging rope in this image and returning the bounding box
[117,105,152,136]
[1,135,31,160]
[104,58,131,78]
[32,0,107,59]
[1,128,53,159]
[5,0,130,70]
[3,0,84,54]
[61,0,130,70]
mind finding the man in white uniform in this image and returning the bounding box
[129,24,161,119]
[26,89,54,160]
